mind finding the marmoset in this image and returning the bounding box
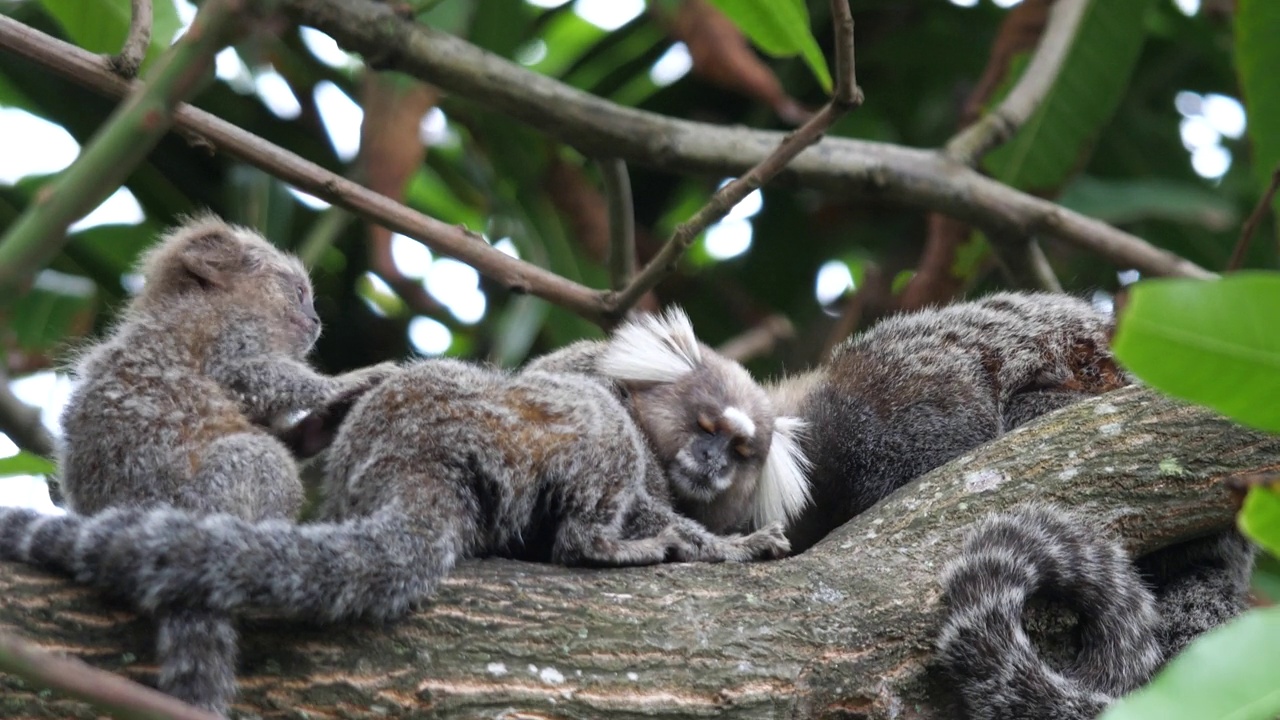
[771,292,1128,552]
[48,214,390,713]
[0,308,803,716]
[525,308,811,534]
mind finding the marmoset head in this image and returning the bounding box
[136,214,320,355]
[600,308,811,532]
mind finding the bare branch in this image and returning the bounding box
[715,314,794,363]
[1227,163,1280,272]
[598,158,636,291]
[0,632,220,720]
[606,0,863,317]
[945,0,1087,165]
[0,373,54,459]
[272,0,1211,282]
[0,0,246,296]
[0,16,609,325]
[110,0,153,78]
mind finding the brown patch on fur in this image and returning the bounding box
[1060,338,1129,393]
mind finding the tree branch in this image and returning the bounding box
[715,314,794,363]
[0,373,54,459]
[274,0,1210,282]
[0,389,1267,719]
[597,158,635,291]
[606,0,863,317]
[0,16,609,325]
[0,0,246,296]
[110,0,153,79]
[0,632,219,720]
[944,0,1087,165]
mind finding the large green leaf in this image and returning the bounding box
[1112,273,1280,432]
[984,0,1156,193]
[0,451,55,478]
[1236,0,1280,233]
[39,0,181,71]
[1100,606,1280,720]
[707,0,832,93]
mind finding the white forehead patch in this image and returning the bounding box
[721,406,756,438]
[598,307,702,384]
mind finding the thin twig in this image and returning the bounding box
[0,0,247,296]
[606,0,863,317]
[986,229,1062,292]
[0,632,220,720]
[598,158,635,290]
[1226,163,1280,272]
[945,0,1087,165]
[0,16,608,325]
[111,0,153,78]
[716,315,794,363]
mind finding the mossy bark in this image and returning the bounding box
[0,388,1273,719]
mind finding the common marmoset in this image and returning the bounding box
[0,308,802,715]
[48,214,391,713]
[771,292,1129,552]
[525,308,811,534]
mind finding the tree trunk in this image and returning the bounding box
[0,387,1273,719]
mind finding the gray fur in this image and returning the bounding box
[2,316,796,714]
[773,292,1129,552]
[937,505,1255,720]
[49,215,392,714]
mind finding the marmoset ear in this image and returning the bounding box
[752,416,812,529]
[599,307,703,385]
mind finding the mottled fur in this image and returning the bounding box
[51,215,391,713]
[936,505,1254,720]
[526,308,811,534]
[1,312,795,715]
[772,292,1129,552]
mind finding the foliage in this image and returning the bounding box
[1109,272,1280,718]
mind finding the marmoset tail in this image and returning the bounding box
[43,215,392,713]
[525,308,811,534]
[773,292,1129,551]
[935,504,1163,720]
[0,311,797,715]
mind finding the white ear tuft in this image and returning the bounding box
[752,416,812,529]
[598,307,703,384]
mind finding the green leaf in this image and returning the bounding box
[10,281,95,353]
[1099,606,1280,720]
[1112,273,1280,432]
[39,0,181,71]
[707,0,832,93]
[1240,485,1280,558]
[1252,552,1280,605]
[1058,176,1238,231]
[1236,0,1280,232]
[0,451,55,478]
[984,0,1156,192]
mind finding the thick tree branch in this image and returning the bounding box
[944,0,1086,165]
[0,16,608,324]
[606,0,862,317]
[275,0,1210,282]
[0,0,246,296]
[0,388,1270,719]
[111,0,153,79]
